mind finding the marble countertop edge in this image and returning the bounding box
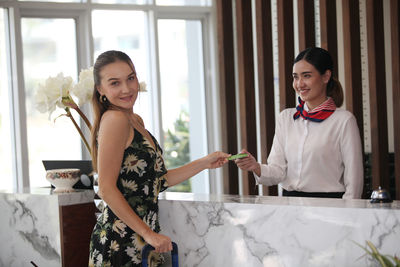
[0,187,95,206]
[1,188,399,209]
[159,192,400,210]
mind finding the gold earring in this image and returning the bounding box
[100,95,108,103]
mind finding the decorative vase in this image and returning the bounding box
[46,168,81,193]
[42,160,94,189]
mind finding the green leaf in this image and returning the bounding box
[354,240,398,267]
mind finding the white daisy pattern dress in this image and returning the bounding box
[89,129,169,267]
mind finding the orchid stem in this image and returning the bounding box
[66,109,91,154]
[74,106,92,131]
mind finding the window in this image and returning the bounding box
[156,0,211,6]
[92,10,152,131]
[158,19,208,193]
[21,18,81,187]
[92,0,147,4]
[0,9,13,190]
[18,0,83,2]
[1,1,217,193]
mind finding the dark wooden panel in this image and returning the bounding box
[391,0,400,199]
[342,0,366,197]
[236,0,257,195]
[297,0,315,51]
[216,0,239,194]
[342,0,364,132]
[319,0,338,73]
[255,0,277,196]
[277,0,295,110]
[60,202,97,267]
[366,0,389,190]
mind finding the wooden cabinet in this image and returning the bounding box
[59,202,97,267]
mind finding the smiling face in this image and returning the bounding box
[97,60,139,111]
[292,59,331,110]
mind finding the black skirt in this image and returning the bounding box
[282,189,344,198]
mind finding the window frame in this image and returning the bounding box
[0,0,222,193]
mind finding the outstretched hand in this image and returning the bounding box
[234,149,261,176]
[204,151,231,169]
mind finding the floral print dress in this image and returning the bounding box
[89,129,169,267]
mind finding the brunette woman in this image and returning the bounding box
[235,47,363,199]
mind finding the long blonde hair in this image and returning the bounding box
[90,50,135,172]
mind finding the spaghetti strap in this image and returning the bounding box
[125,113,157,151]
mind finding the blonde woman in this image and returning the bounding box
[88,50,229,266]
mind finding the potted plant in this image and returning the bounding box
[356,241,400,267]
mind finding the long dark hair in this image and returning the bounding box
[294,47,343,107]
[90,50,134,172]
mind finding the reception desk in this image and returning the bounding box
[0,188,96,267]
[158,192,400,267]
[1,189,399,267]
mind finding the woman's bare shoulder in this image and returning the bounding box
[98,111,132,147]
[100,110,130,132]
[102,110,129,122]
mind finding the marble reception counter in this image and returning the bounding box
[1,189,399,267]
[0,188,96,267]
[158,192,400,267]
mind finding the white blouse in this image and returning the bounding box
[254,106,364,199]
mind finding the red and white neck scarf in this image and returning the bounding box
[293,97,336,122]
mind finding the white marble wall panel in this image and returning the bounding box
[159,195,400,267]
[0,193,61,267]
[0,188,94,267]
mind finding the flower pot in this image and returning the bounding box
[46,168,81,193]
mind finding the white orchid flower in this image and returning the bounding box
[72,67,94,106]
[35,72,73,118]
[139,81,147,92]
